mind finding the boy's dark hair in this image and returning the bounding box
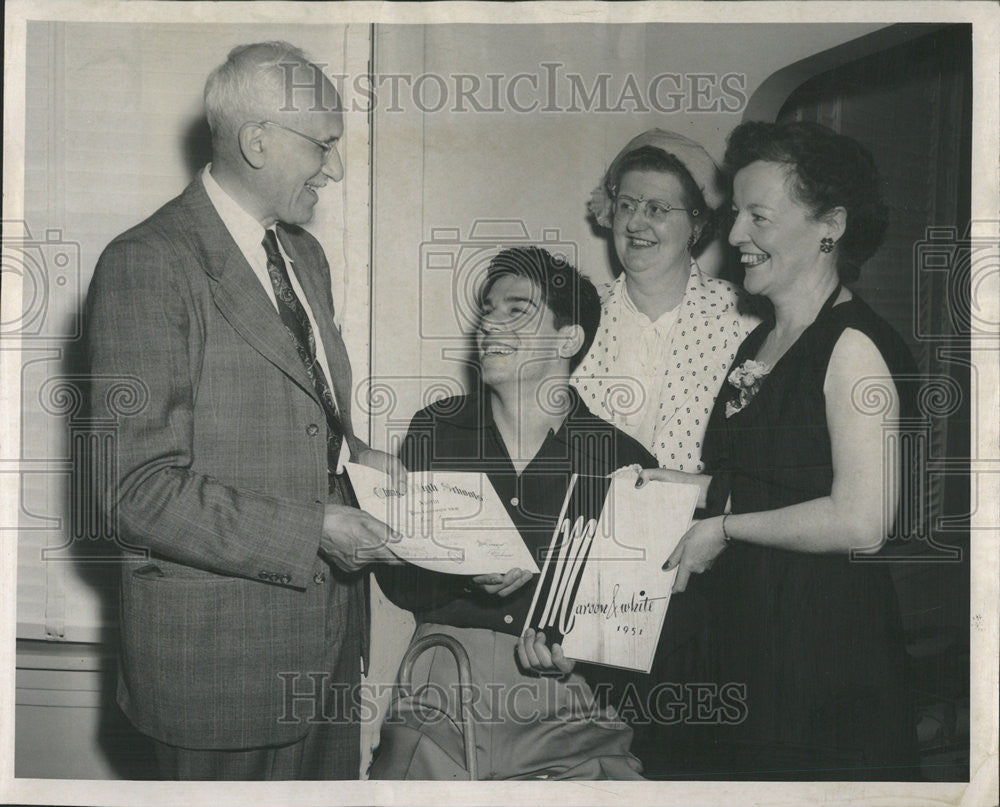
[478,246,601,371]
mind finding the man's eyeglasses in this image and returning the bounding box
[259,121,338,161]
[613,194,699,224]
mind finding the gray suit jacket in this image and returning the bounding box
[85,177,367,750]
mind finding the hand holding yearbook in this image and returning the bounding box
[347,463,539,575]
[523,468,701,673]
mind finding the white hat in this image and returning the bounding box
[588,128,725,228]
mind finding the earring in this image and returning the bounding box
[687,232,699,250]
[820,237,835,253]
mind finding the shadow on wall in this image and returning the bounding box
[41,116,215,779]
[55,305,158,779]
[183,117,214,179]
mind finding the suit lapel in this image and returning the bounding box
[178,180,320,402]
[212,252,321,400]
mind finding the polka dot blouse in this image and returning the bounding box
[572,261,758,472]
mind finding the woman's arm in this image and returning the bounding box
[666,329,900,591]
[636,467,713,509]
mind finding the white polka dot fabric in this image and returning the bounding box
[572,261,758,472]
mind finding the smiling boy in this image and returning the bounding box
[371,246,657,780]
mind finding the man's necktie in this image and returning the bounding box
[264,230,371,674]
[263,229,344,476]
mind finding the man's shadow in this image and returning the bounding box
[182,118,213,178]
[61,114,210,779]
[59,329,160,779]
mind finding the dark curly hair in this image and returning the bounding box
[608,146,715,255]
[723,121,888,283]
[478,246,601,371]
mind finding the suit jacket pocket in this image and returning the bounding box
[131,557,234,582]
[119,561,324,748]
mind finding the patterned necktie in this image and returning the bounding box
[263,229,344,474]
[264,231,370,673]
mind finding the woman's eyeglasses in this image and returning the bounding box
[613,194,699,223]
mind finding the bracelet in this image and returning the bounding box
[721,514,733,544]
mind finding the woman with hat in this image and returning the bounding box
[568,130,757,775]
[573,129,757,473]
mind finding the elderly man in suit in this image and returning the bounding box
[85,41,401,780]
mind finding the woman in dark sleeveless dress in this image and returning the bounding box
[637,121,919,780]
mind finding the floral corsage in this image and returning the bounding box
[725,359,771,418]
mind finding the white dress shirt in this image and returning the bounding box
[603,280,682,446]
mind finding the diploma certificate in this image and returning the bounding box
[523,469,700,672]
[346,463,540,575]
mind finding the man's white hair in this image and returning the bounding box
[204,41,320,140]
